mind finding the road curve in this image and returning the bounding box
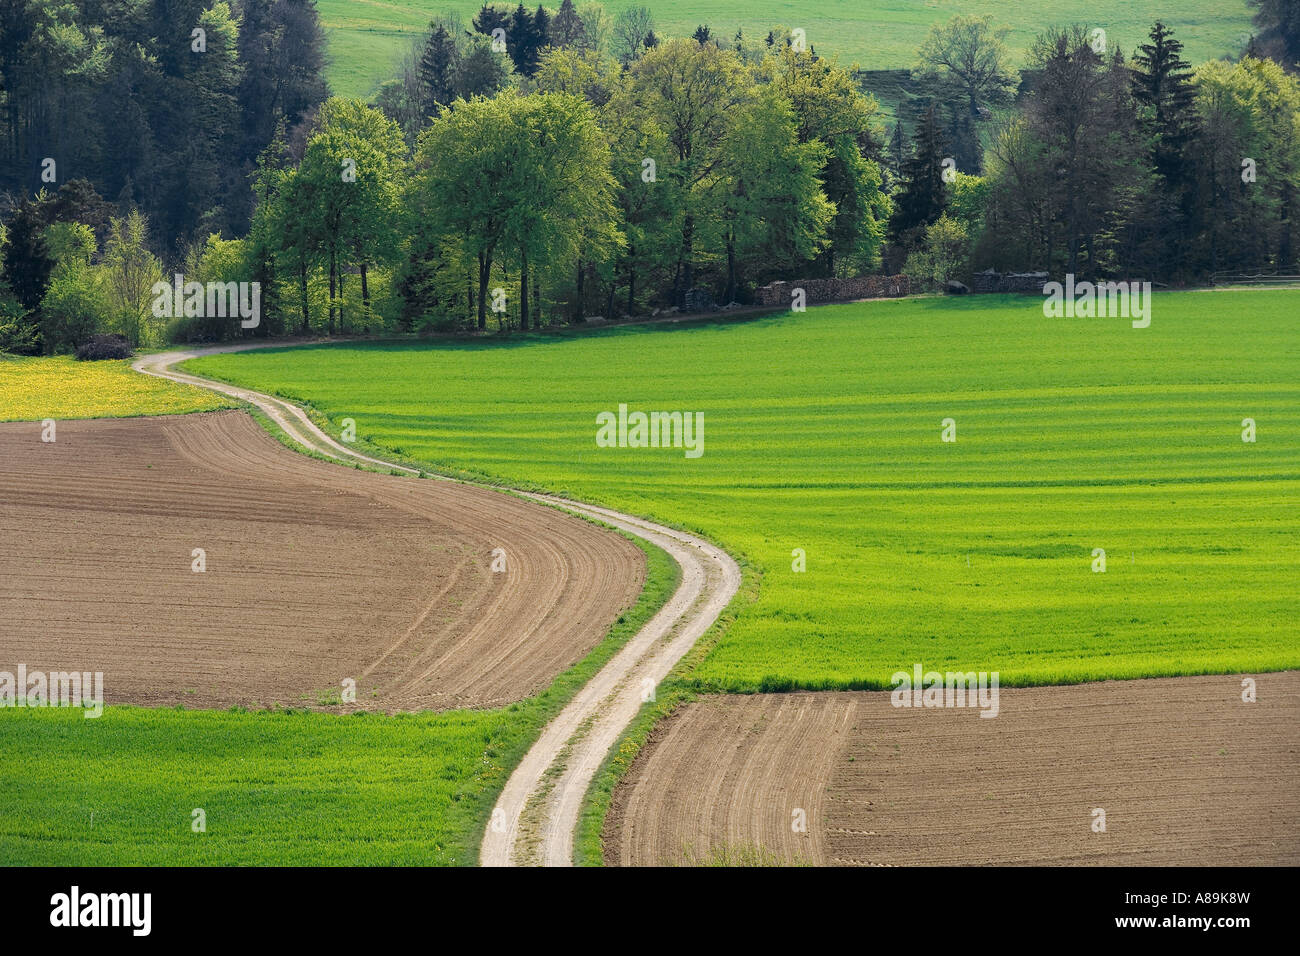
[134,341,741,866]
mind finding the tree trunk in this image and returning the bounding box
[533,276,541,327]
[627,258,636,316]
[725,226,737,303]
[477,252,489,331]
[519,246,529,331]
[328,248,336,336]
[299,260,310,334]
[360,262,371,330]
[574,259,585,321]
[680,214,696,306]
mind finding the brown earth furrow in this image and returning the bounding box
[606,674,1300,866]
[0,411,643,712]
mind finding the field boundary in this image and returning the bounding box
[133,343,742,866]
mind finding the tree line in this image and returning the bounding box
[2,1,1298,353]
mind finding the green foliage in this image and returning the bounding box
[902,213,970,288]
[190,290,1300,692]
[410,88,621,329]
[912,14,1018,116]
[1192,55,1300,272]
[40,261,107,352]
[713,85,834,298]
[101,210,162,347]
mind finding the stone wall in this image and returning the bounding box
[969,270,1050,293]
[754,274,911,306]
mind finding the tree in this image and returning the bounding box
[714,86,834,301]
[2,198,54,315]
[1248,0,1300,72]
[890,106,948,246]
[295,98,408,333]
[535,46,620,108]
[913,14,1018,117]
[41,260,106,353]
[509,3,543,76]
[886,120,909,186]
[612,6,654,65]
[237,0,330,165]
[419,25,459,117]
[980,27,1146,275]
[472,3,511,39]
[577,3,613,53]
[102,210,162,346]
[533,5,552,52]
[628,37,751,303]
[1131,22,1200,276]
[455,34,514,99]
[1192,56,1300,272]
[765,44,891,275]
[551,0,585,48]
[411,90,621,331]
[903,214,970,288]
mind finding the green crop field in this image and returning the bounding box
[318,0,1256,100]
[188,290,1300,690]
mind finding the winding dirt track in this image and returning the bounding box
[132,344,741,866]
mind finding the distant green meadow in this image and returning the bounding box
[319,0,1255,99]
[187,290,1300,691]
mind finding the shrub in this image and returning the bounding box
[75,333,133,361]
[41,262,106,353]
[0,295,41,355]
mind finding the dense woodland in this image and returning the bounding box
[1,0,1298,353]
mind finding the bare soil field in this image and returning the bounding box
[0,411,644,711]
[606,674,1300,866]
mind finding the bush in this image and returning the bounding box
[75,333,133,361]
[41,262,106,353]
[0,296,41,355]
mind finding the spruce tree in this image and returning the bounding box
[533,5,552,52]
[1131,21,1198,183]
[510,3,541,76]
[551,0,584,48]
[889,106,948,245]
[419,25,458,117]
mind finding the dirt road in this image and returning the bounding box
[131,343,741,865]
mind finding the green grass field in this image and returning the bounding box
[319,0,1256,99]
[188,290,1300,690]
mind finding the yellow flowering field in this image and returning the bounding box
[0,355,233,421]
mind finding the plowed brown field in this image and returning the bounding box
[0,411,644,711]
[606,674,1300,866]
